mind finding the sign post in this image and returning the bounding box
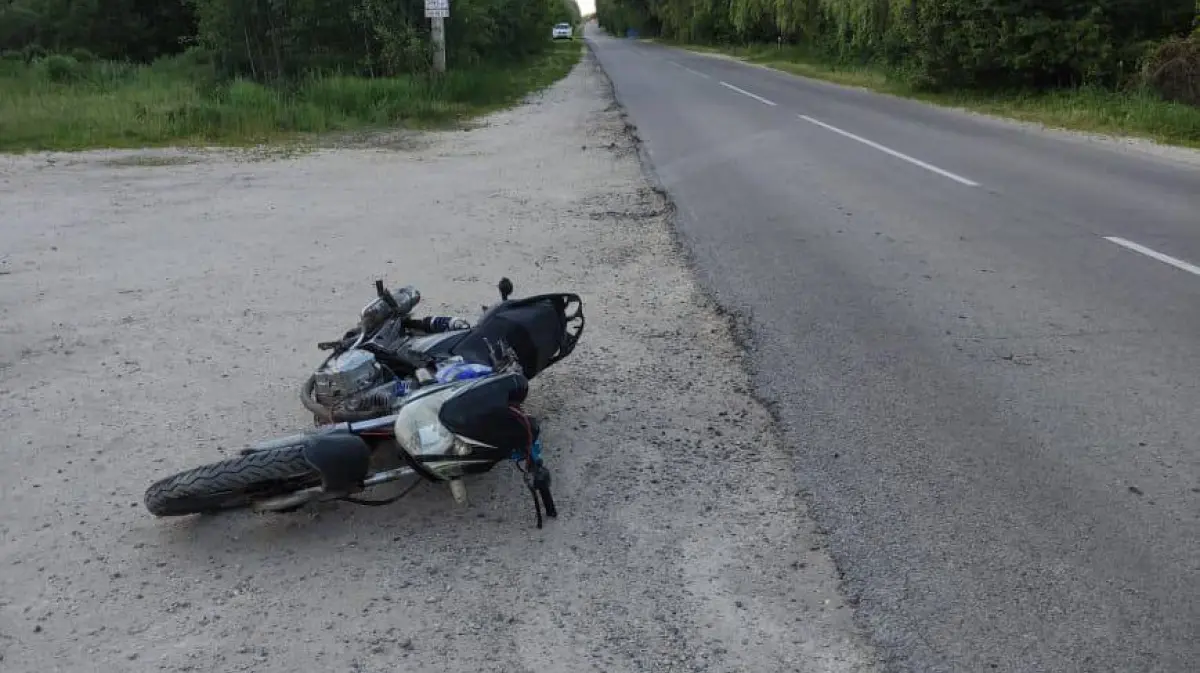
[425,0,450,73]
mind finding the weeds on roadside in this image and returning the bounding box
[0,42,582,152]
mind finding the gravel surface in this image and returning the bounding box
[0,50,877,673]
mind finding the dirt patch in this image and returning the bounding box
[101,155,205,168]
[0,52,876,672]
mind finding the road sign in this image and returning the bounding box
[427,0,448,73]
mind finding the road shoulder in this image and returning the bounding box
[0,49,877,672]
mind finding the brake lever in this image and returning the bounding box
[375,279,400,311]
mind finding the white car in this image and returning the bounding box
[552,23,573,40]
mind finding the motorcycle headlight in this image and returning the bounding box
[393,386,458,456]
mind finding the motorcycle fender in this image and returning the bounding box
[242,423,350,455]
[302,434,372,492]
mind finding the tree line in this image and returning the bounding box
[596,0,1199,100]
[0,0,582,79]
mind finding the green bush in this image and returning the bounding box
[0,0,198,63]
[21,44,46,63]
[40,54,82,82]
[598,0,1197,93]
[189,0,579,82]
[1142,34,1200,105]
[0,0,580,81]
[69,47,96,63]
[0,41,581,151]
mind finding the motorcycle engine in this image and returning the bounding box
[313,348,389,408]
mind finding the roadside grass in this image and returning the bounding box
[650,40,1200,149]
[0,42,582,152]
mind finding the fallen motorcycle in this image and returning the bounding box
[300,277,582,424]
[142,279,584,527]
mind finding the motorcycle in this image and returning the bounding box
[142,279,584,527]
[300,277,582,424]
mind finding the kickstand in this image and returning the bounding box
[529,485,544,529]
[523,460,557,528]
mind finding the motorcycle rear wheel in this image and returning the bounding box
[144,446,321,516]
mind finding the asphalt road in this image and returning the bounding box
[586,25,1200,673]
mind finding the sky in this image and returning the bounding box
[577,0,595,15]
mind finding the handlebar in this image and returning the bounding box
[375,280,400,311]
[401,316,471,333]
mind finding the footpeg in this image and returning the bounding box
[449,478,468,505]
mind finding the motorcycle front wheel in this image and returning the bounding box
[144,446,321,516]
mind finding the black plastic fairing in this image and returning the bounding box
[437,373,532,451]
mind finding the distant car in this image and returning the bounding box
[552,23,573,40]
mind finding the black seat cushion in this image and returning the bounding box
[449,299,565,377]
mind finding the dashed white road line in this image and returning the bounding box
[799,115,980,187]
[719,81,777,106]
[668,60,711,79]
[1103,237,1200,277]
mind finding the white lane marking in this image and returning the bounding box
[1103,237,1200,277]
[719,81,777,106]
[798,114,980,187]
[667,60,711,79]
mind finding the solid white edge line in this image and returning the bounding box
[719,81,777,106]
[667,60,711,79]
[798,114,980,187]
[1103,237,1200,277]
